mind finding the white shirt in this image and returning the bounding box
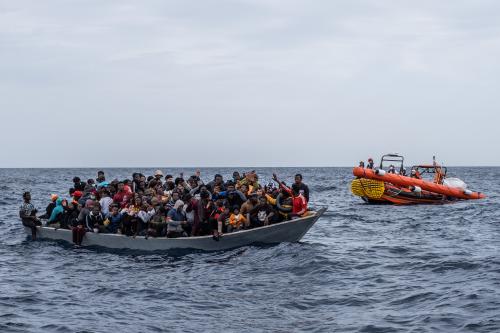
[99,197,113,216]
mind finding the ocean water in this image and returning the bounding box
[0,167,499,333]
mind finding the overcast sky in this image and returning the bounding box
[1,0,499,167]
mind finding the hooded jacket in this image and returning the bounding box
[48,198,64,223]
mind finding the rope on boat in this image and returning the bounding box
[351,178,385,199]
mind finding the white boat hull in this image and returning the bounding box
[25,208,326,252]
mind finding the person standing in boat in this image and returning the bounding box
[96,170,106,184]
[72,177,86,192]
[367,158,374,169]
[19,192,42,240]
[292,173,310,203]
[207,174,226,192]
[411,169,422,179]
[232,171,242,184]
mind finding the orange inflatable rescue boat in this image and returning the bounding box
[351,154,485,205]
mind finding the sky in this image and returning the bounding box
[1,0,499,167]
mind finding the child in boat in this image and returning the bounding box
[217,206,231,234]
[228,206,246,232]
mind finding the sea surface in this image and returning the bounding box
[0,167,499,333]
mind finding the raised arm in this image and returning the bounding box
[272,173,292,196]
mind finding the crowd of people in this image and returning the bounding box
[19,170,310,244]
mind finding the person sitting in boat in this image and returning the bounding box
[136,203,155,237]
[197,188,215,236]
[99,190,113,216]
[153,170,164,183]
[217,205,231,234]
[47,197,64,227]
[72,199,94,245]
[367,158,374,169]
[120,196,143,236]
[166,200,188,238]
[77,199,94,223]
[113,182,131,208]
[146,209,165,238]
[212,181,247,208]
[263,183,283,220]
[165,191,181,211]
[249,196,276,227]
[359,161,365,168]
[85,203,104,233]
[228,206,246,233]
[19,192,42,240]
[39,194,59,219]
[240,193,259,228]
[105,204,124,234]
[71,190,84,206]
[123,179,133,194]
[272,174,308,218]
[61,196,81,230]
[238,171,259,194]
[175,177,190,197]
[388,165,396,174]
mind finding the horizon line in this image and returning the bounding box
[1,165,499,169]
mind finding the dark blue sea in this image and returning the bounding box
[0,167,499,333]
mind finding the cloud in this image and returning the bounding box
[1,0,499,166]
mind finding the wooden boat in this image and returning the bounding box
[25,208,327,252]
[352,154,485,205]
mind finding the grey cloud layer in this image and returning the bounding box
[1,0,499,167]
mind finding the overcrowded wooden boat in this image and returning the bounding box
[25,208,326,251]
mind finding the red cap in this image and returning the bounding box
[73,191,83,198]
